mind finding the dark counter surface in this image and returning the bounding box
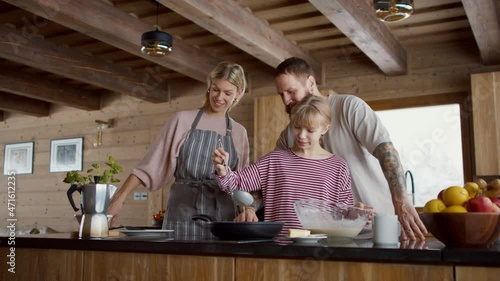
[2,231,500,266]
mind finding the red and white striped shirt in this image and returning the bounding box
[216,149,353,235]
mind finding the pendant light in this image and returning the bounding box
[373,0,414,23]
[141,1,173,57]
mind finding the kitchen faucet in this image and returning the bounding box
[404,170,415,205]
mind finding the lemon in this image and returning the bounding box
[423,199,446,213]
[442,205,468,213]
[464,182,480,198]
[442,186,469,206]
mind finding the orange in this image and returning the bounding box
[423,199,446,213]
[442,186,469,206]
[442,205,468,213]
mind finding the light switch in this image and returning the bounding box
[141,192,148,200]
[133,192,140,200]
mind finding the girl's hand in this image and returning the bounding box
[355,202,375,225]
[212,147,229,176]
[234,207,259,222]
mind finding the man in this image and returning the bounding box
[272,57,427,240]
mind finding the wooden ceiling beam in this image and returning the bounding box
[308,0,408,76]
[0,25,168,103]
[0,92,50,117]
[461,0,500,65]
[159,0,323,81]
[0,67,101,111]
[4,0,217,85]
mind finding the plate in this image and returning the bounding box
[289,234,327,243]
[118,229,174,237]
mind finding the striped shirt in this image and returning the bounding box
[216,149,353,235]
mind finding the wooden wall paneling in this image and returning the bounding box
[0,248,83,281]
[471,72,500,176]
[83,251,234,281]
[455,266,500,281]
[253,95,288,161]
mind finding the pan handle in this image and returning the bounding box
[191,214,217,222]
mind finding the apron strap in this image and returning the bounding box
[225,113,233,136]
[191,109,205,130]
[192,109,232,137]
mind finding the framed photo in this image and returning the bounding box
[50,137,83,172]
[3,142,34,175]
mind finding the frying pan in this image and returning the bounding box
[192,214,283,240]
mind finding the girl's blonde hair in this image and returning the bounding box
[201,61,247,112]
[290,95,332,129]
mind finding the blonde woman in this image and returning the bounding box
[108,61,250,226]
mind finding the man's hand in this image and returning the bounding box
[394,195,427,240]
[374,142,428,240]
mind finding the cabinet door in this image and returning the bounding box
[471,72,500,176]
[455,266,500,281]
[236,258,453,281]
[83,251,234,281]
[254,95,288,161]
[0,248,83,281]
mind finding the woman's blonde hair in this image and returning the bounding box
[290,95,332,129]
[201,61,247,112]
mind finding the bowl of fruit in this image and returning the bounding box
[420,178,500,248]
[294,199,371,240]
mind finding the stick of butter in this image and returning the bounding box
[288,229,311,237]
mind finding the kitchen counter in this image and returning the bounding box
[2,231,500,281]
[1,231,500,266]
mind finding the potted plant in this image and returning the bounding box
[65,156,123,213]
[63,155,123,185]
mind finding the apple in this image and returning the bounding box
[466,196,493,213]
[492,203,500,213]
[491,197,500,208]
[437,189,445,201]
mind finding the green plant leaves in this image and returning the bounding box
[62,155,123,185]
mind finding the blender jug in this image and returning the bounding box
[67,183,117,238]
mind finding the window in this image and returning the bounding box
[376,104,464,206]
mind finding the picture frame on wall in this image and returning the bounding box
[3,142,34,175]
[49,137,83,173]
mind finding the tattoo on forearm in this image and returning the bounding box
[373,142,406,197]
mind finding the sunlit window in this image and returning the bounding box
[376,104,464,206]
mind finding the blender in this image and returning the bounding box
[67,183,117,238]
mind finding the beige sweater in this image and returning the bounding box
[132,109,250,191]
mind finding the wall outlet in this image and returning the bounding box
[141,192,148,200]
[133,192,140,200]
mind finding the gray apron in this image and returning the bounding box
[164,109,239,223]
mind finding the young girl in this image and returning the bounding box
[212,95,353,234]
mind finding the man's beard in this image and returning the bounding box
[284,90,313,115]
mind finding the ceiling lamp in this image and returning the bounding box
[141,1,173,57]
[373,0,414,23]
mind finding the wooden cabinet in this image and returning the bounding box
[471,72,500,176]
[82,251,234,281]
[4,247,500,281]
[235,257,453,281]
[254,95,288,161]
[455,266,500,281]
[0,248,84,281]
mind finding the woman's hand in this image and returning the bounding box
[234,207,259,222]
[212,147,229,176]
